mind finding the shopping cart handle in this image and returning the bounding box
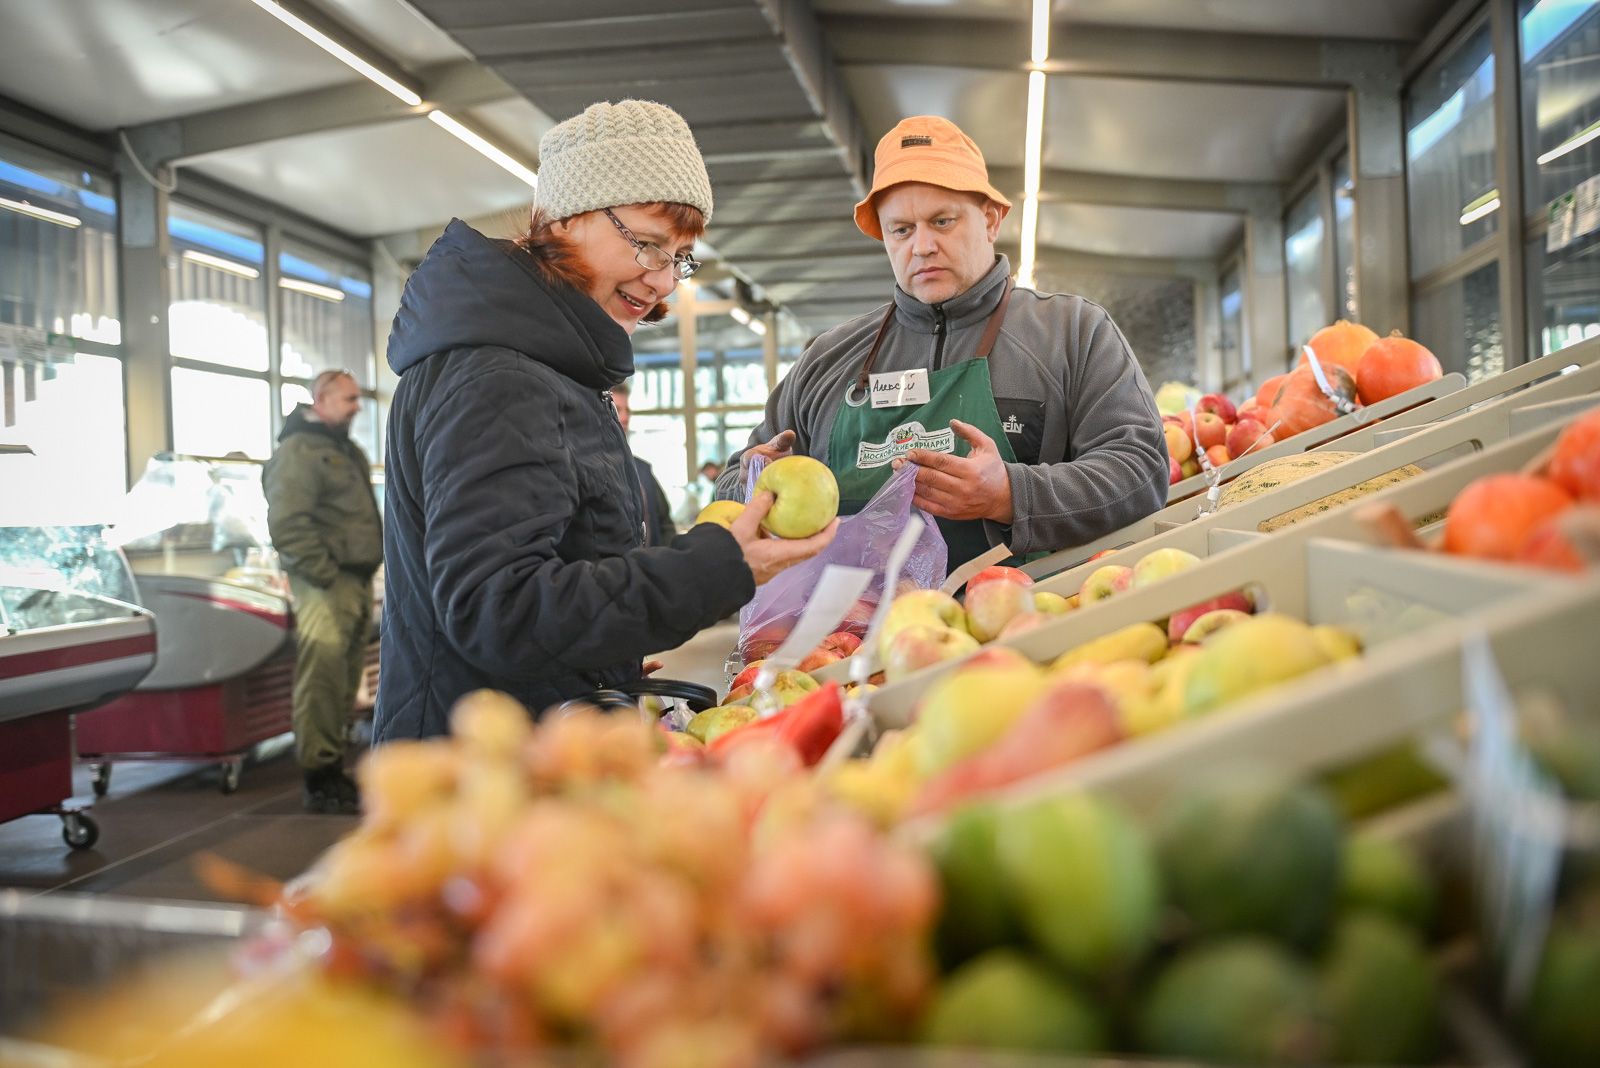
[617,677,719,713]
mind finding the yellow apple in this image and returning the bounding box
[1033,590,1073,615]
[752,455,839,538]
[883,624,980,682]
[878,589,968,656]
[693,500,745,529]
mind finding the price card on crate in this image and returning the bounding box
[752,564,871,718]
[1461,629,1564,1009]
[1300,344,1361,419]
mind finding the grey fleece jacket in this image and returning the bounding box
[717,257,1168,555]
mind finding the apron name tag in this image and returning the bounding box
[856,420,956,469]
[869,368,931,408]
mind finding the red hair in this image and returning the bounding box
[512,203,706,326]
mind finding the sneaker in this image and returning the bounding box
[302,766,359,815]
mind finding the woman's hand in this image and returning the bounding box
[729,490,838,585]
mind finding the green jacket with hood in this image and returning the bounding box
[262,405,383,587]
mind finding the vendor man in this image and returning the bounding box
[716,116,1168,566]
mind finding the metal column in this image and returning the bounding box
[1489,0,1529,368]
[1346,59,1411,337]
[114,160,173,482]
[1245,205,1290,380]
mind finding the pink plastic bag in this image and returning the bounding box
[736,459,947,665]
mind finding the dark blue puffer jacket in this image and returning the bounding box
[374,220,753,741]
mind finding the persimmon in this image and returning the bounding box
[1443,474,1573,561]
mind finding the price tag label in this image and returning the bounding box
[940,543,1012,595]
[1301,345,1358,417]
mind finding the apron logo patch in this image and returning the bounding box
[857,421,956,469]
[900,135,933,147]
[1002,413,1024,434]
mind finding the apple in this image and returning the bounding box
[966,565,1034,591]
[730,660,765,693]
[1088,549,1119,562]
[1180,458,1201,479]
[1238,396,1260,417]
[997,612,1050,640]
[797,647,842,672]
[1033,591,1073,615]
[1192,411,1227,450]
[879,589,968,656]
[1130,547,1202,590]
[752,455,840,538]
[1163,423,1194,464]
[1179,608,1254,644]
[1079,564,1133,603]
[961,646,1038,673]
[882,624,980,682]
[1226,417,1275,461]
[693,500,745,529]
[1165,591,1254,643]
[912,661,1046,777]
[1205,444,1231,468]
[1196,393,1238,423]
[1166,411,1194,440]
[963,579,1036,642]
[725,683,754,705]
[1168,453,1183,485]
[819,631,862,657]
[765,670,820,707]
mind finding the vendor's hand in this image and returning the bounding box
[730,490,838,585]
[739,430,797,479]
[893,419,1015,524]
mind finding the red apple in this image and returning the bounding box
[1193,411,1228,450]
[1226,417,1275,461]
[797,648,842,673]
[1166,411,1194,439]
[730,660,765,692]
[1079,564,1133,603]
[1165,591,1254,643]
[966,565,1034,591]
[882,624,980,682]
[1205,444,1231,468]
[819,631,862,657]
[1197,393,1238,423]
[1168,453,1183,485]
[1164,423,1194,464]
[963,579,1036,642]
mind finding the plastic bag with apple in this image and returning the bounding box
[736,458,947,665]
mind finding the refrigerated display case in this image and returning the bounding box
[0,448,157,848]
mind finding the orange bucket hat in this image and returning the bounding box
[853,115,1012,240]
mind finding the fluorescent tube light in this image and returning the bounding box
[1459,189,1500,226]
[729,306,768,336]
[0,196,81,228]
[1537,117,1600,166]
[248,0,422,107]
[1017,68,1047,288]
[1018,197,1039,289]
[427,111,541,190]
[1030,0,1051,65]
[182,249,260,279]
[279,277,346,302]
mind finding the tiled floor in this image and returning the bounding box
[0,739,355,903]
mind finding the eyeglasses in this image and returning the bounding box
[602,208,702,280]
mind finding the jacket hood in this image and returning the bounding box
[278,403,349,444]
[385,218,634,389]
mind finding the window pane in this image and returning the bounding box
[278,238,375,387]
[1284,187,1329,349]
[167,201,268,371]
[1520,0,1600,212]
[693,317,768,408]
[171,368,271,459]
[4,353,126,522]
[627,412,692,524]
[1219,263,1245,388]
[0,138,120,345]
[1411,261,1504,381]
[347,396,384,465]
[1528,231,1600,354]
[1406,22,1499,278]
[696,410,759,486]
[1332,152,1358,321]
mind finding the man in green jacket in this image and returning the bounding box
[263,370,382,814]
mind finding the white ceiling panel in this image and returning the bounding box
[1004,202,1244,260]
[319,0,471,65]
[186,116,536,238]
[0,0,360,131]
[1042,77,1346,182]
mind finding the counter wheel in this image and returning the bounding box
[61,813,99,851]
[90,763,112,798]
[219,761,242,794]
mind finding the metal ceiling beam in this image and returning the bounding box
[123,61,512,166]
[988,166,1280,214]
[824,16,1406,88]
[1000,245,1215,280]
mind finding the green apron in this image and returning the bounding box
[825,281,1017,569]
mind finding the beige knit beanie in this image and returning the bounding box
[535,99,714,224]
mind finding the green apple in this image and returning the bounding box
[694,500,745,529]
[686,704,758,744]
[1078,564,1133,604]
[879,589,968,656]
[753,455,839,538]
[1033,590,1074,615]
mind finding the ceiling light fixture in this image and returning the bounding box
[182,249,260,279]
[1018,68,1048,288]
[1537,117,1600,166]
[280,277,346,302]
[427,112,541,190]
[729,306,768,336]
[1459,188,1501,226]
[0,195,81,228]
[1030,0,1051,66]
[247,0,422,106]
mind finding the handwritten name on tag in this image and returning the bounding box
[869,368,931,408]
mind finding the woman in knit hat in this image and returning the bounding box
[374,99,835,741]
